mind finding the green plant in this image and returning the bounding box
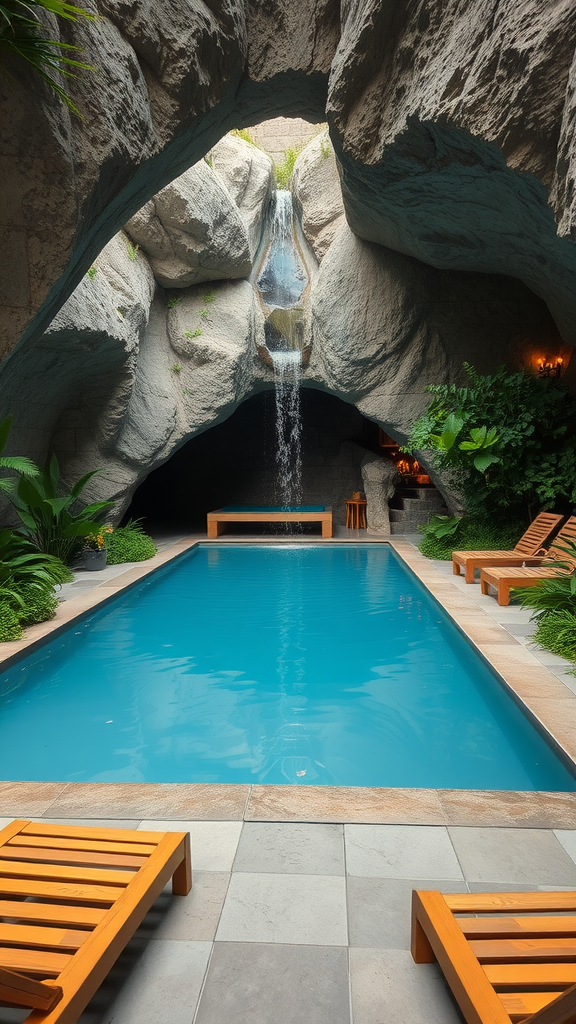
[106,520,157,565]
[0,599,21,641]
[171,363,181,373]
[11,454,114,562]
[405,363,576,520]
[275,146,300,188]
[202,290,216,304]
[418,513,523,561]
[0,0,94,114]
[0,529,71,640]
[533,610,576,662]
[199,308,209,319]
[0,415,38,493]
[86,265,97,280]
[126,241,139,261]
[184,328,202,339]
[166,296,182,309]
[204,153,214,169]
[230,127,256,146]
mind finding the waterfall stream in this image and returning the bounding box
[255,189,309,513]
[270,350,303,509]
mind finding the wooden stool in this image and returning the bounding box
[345,498,367,529]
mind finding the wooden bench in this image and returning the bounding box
[412,888,576,1023]
[0,819,191,1022]
[207,506,333,538]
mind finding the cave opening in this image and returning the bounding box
[125,387,383,534]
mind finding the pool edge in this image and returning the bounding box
[2,533,576,829]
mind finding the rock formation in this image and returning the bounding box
[361,454,399,534]
[1,2,576,517]
[291,129,345,260]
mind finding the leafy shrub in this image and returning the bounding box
[515,542,576,664]
[0,414,38,493]
[15,583,58,627]
[419,514,523,561]
[405,363,576,520]
[275,147,299,188]
[0,601,22,642]
[11,454,113,563]
[533,611,576,662]
[106,521,157,565]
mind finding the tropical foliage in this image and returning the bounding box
[0,529,72,641]
[0,0,93,113]
[106,520,157,565]
[418,513,523,561]
[0,415,38,493]
[11,454,113,562]
[405,363,576,520]
[515,539,576,666]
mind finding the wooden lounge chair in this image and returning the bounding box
[412,888,576,1023]
[479,516,576,606]
[0,819,191,1023]
[452,512,563,583]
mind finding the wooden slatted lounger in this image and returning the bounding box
[480,516,576,606]
[0,819,191,1023]
[452,511,563,583]
[412,889,576,1024]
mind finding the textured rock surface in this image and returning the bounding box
[209,134,274,258]
[328,0,576,342]
[292,128,345,261]
[307,225,561,442]
[124,159,252,288]
[361,454,399,534]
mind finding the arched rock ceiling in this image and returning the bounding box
[1,0,576,370]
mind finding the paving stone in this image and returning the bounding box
[345,824,463,879]
[350,947,463,1024]
[553,830,576,864]
[78,939,211,1024]
[347,877,465,949]
[216,872,348,945]
[449,827,576,884]
[195,942,350,1024]
[139,819,242,871]
[233,822,345,874]
[40,818,142,829]
[138,872,230,942]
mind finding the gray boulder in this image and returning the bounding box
[124,159,252,289]
[361,454,399,534]
[291,128,345,261]
[209,134,275,259]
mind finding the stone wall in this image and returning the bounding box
[250,117,325,165]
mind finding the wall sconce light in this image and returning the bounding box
[537,357,564,378]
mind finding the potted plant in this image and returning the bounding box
[83,527,113,571]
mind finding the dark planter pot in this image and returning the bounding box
[83,548,107,571]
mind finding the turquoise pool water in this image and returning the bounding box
[1,545,573,789]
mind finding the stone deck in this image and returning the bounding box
[1,532,575,1022]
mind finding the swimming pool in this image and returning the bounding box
[1,544,573,789]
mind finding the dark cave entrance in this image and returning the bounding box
[125,388,384,533]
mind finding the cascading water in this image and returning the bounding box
[255,189,309,511]
[257,191,308,311]
[270,349,303,508]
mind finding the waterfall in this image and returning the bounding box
[257,191,308,311]
[270,350,303,509]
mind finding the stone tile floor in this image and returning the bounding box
[2,817,576,1023]
[3,532,574,1021]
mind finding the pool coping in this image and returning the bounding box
[2,534,576,829]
